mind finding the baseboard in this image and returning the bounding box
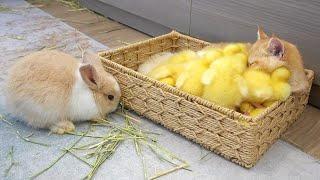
[79,0,171,37]
[310,84,320,109]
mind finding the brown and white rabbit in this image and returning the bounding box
[5,50,121,134]
[248,27,309,94]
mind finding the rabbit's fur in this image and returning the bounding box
[5,50,121,134]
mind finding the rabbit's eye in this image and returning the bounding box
[107,95,114,101]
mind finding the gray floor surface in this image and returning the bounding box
[0,1,319,180]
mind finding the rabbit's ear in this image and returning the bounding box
[79,64,99,90]
[83,51,102,67]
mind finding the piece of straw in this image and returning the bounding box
[98,27,126,34]
[16,131,50,147]
[199,152,211,161]
[62,148,93,167]
[77,44,85,61]
[57,102,189,179]
[25,132,34,138]
[115,111,141,124]
[117,40,131,45]
[4,146,19,177]
[31,126,90,179]
[67,8,87,12]
[1,115,50,147]
[9,35,24,40]
[149,163,189,180]
[134,139,148,180]
[84,131,123,180]
[0,114,13,126]
[37,44,66,51]
[59,18,93,25]
[0,5,11,12]
[57,0,81,9]
[67,131,104,138]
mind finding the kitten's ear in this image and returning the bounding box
[257,26,268,40]
[268,38,285,58]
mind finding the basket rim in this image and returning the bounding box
[98,31,315,124]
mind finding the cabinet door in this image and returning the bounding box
[190,0,320,85]
[100,0,191,34]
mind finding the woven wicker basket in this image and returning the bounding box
[99,31,314,168]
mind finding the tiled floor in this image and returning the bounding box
[31,0,150,49]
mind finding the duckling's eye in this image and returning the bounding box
[107,95,114,101]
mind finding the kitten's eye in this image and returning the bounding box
[107,95,114,101]
[249,61,256,66]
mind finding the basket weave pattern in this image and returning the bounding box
[99,31,314,168]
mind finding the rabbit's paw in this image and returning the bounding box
[50,120,75,134]
[90,118,104,123]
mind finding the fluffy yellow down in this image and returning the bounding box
[240,67,291,117]
[143,43,292,117]
[202,72,247,109]
[197,48,224,65]
[239,102,254,115]
[270,67,291,101]
[201,44,248,109]
[159,77,175,86]
[240,102,266,117]
[243,69,273,103]
[168,50,197,63]
[223,43,245,55]
[147,50,197,83]
[249,108,266,117]
[175,60,208,96]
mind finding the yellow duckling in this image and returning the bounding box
[270,67,291,101]
[167,50,197,64]
[201,56,248,109]
[202,73,247,109]
[175,59,208,96]
[147,63,185,81]
[223,44,242,55]
[249,108,266,117]
[137,52,173,75]
[197,47,224,65]
[225,53,248,74]
[202,51,248,85]
[147,50,197,82]
[243,68,273,103]
[239,102,255,115]
[159,77,175,86]
[223,43,248,55]
[263,101,276,107]
[201,46,249,109]
[261,67,291,105]
[240,102,266,117]
[147,65,172,80]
